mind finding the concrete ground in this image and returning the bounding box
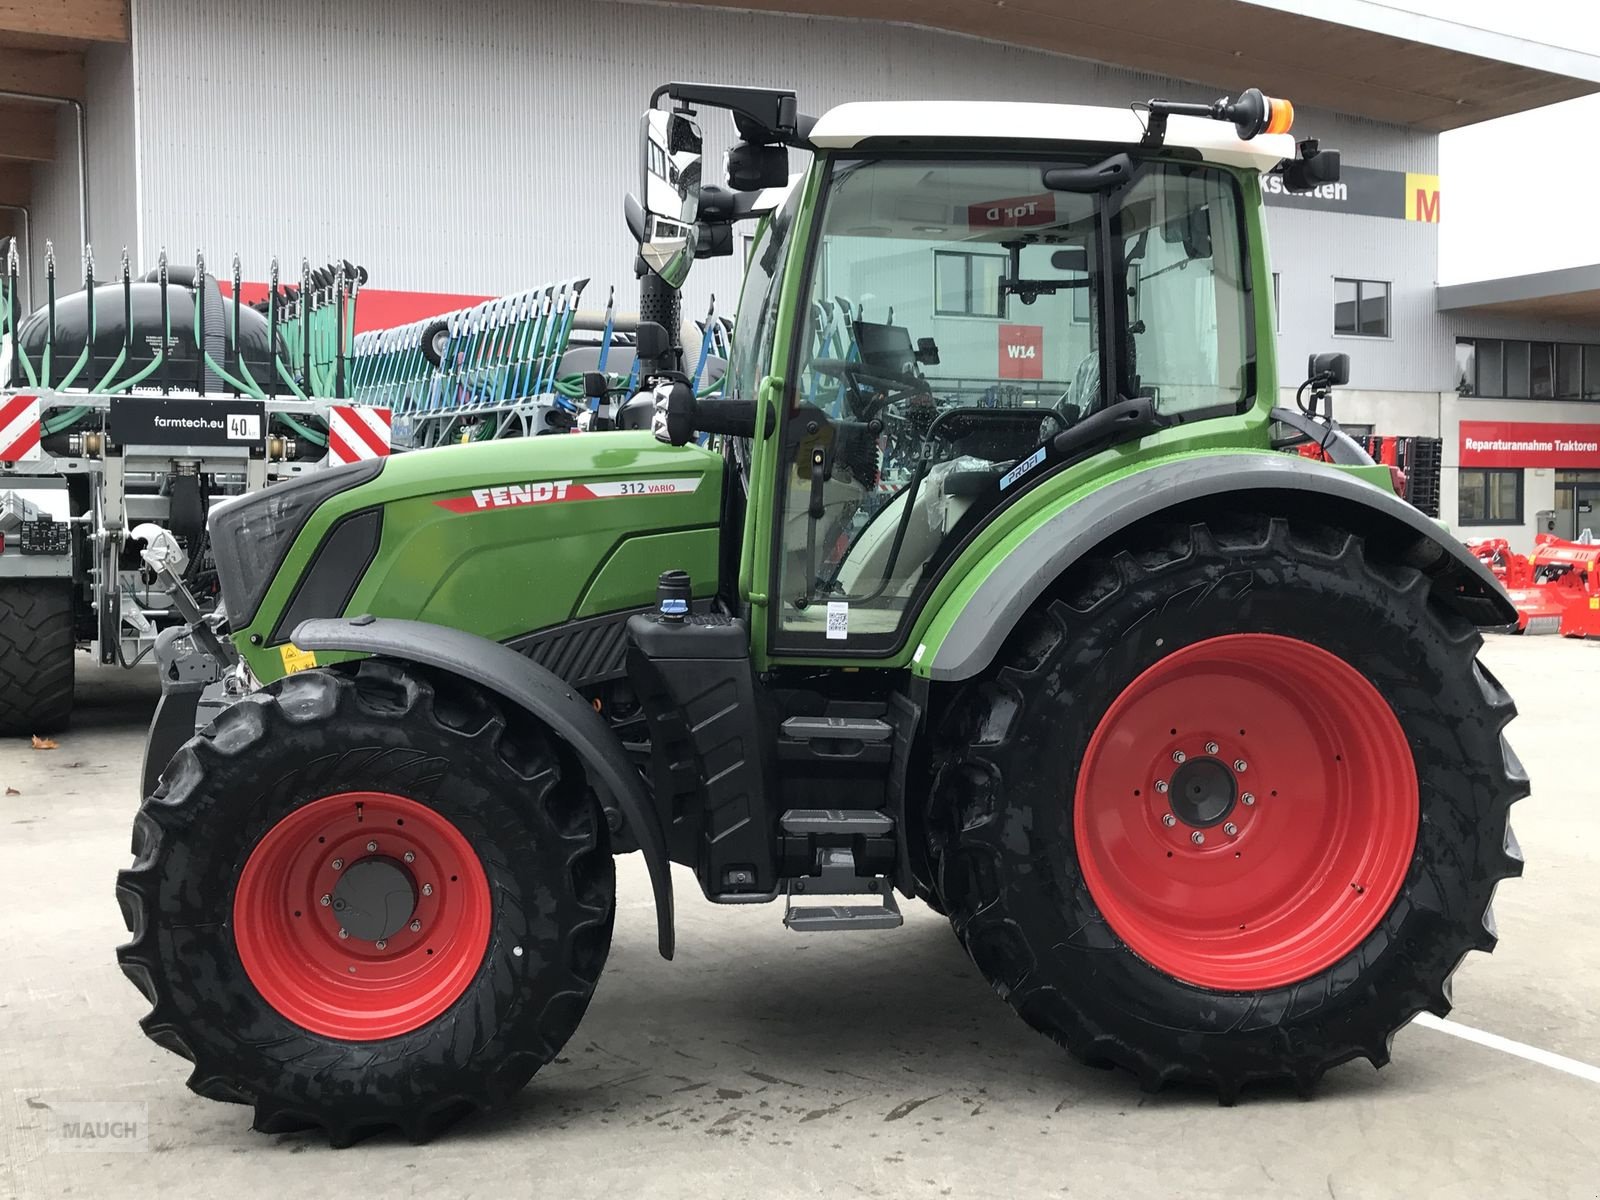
[1,636,1597,1200]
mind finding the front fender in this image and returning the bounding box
[921,452,1515,683]
[293,615,675,959]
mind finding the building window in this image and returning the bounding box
[1455,340,1475,395]
[1558,343,1583,398]
[1457,337,1600,399]
[933,250,1004,318]
[1333,277,1390,338]
[1458,468,1523,526]
[1530,342,1555,398]
[1504,339,1530,398]
[1072,278,1091,323]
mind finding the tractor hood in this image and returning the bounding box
[219,433,725,682]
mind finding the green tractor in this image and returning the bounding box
[117,83,1525,1143]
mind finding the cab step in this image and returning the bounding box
[779,810,903,931]
[783,892,902,932]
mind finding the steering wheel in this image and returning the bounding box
[809,358,926,423]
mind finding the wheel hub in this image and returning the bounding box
[233,791,492,1040]
[331,857,417,942]
[1074,634,1418,991]
[1166,757,1236,828]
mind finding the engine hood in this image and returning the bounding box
[232,432,725,681]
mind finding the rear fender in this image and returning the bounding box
[922,452,1516,683]
[292,615,675,959]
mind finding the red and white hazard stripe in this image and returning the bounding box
[326,404,392,465]
[0,394,41,463]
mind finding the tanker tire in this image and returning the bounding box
[420,319,451,368]
[0,580,75,735]
[925,513,1527,1102]
[115,659,615,1145]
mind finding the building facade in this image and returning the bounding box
[10,0,1600,549]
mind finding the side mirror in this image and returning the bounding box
[1280,140,1341,193]
[726,142,788,192]
[1309,352,1350,386]
[630,108,702,288]
[696,222,735,259]
[634,320,671,367]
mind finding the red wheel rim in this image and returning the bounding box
[1074,634,1417,991]
[233,792,492,1040]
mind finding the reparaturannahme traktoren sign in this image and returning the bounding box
[1262,166,1439,223]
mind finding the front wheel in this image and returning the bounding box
[116,661,615,1143]
[926,514,1527,1100]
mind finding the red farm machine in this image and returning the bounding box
[1468,533,1600,637]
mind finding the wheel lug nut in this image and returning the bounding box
[422,883,433,897]
[330,858,343,870]
[403,851,416,864]
[1242,792,1255,806]
[1171,750,1186,763]
[1223,822,1238,836]
[375,939,387,950]
[409,920,421,932]
[1162,813,1176,827]
[1154,780,1169,794]
[337,929,349,940]
[366,841,378,853]
[1204,741,1219,754]
[1234,759,1248,773]
[1190,831,1205,845]
[319,893,331,907]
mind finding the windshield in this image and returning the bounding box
[772,155,1253,650]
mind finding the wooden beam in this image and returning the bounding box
[0,101,56,161]
[0,46,84,98]
[0,1,127,44]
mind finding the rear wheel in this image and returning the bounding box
[0,579,75,735]
[926,514,1526,1100]
[116,660,614,1143]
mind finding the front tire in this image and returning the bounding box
[926,514,1526,1100]
[116,661,615,1143]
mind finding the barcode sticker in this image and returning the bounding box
[826,601,849,640]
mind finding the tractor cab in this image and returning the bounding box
[627,83,1331,660]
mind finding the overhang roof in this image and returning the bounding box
[1437,266,1600,327]
[679,0,1600,131]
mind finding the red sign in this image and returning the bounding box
[998,324,1043,380]
[968,193,1056,231]
[1459,421,1600,468]
[223,282,493,334]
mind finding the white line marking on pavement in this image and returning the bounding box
[1412,1013,1600,1084]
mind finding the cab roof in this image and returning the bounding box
[808,101,1295,172]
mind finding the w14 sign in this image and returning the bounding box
[998,324,1043,380]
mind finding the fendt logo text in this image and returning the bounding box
[465,480,573,509]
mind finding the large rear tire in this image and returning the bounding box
[116,660,615,1144]
[926,514,1526,1101]
[0,579,75,735]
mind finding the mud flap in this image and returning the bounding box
[140,625,219,799]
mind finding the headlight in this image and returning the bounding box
[209,458,384,628]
